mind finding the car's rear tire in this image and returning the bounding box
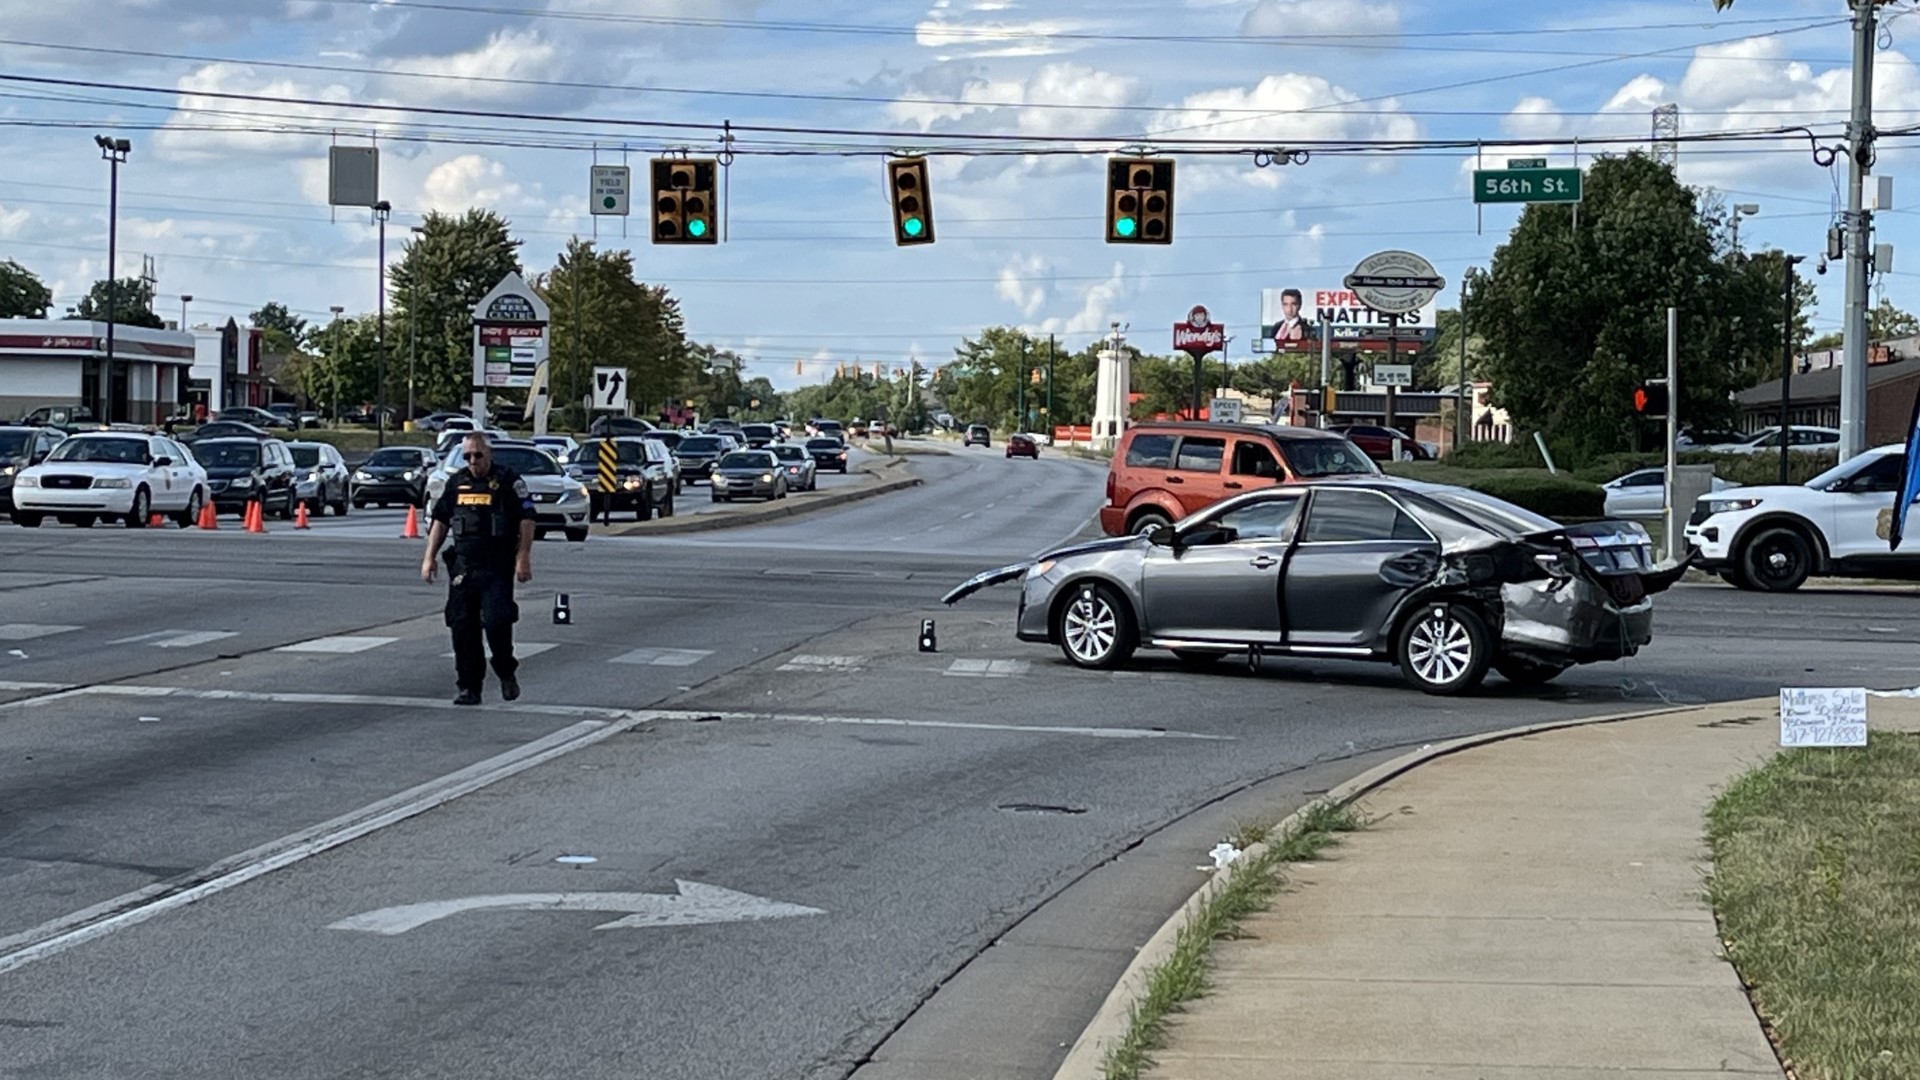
[1055,582,1136,670]
[174,489,204,528]
[1396,603,1491,696]
[353,498,366,510]
[1494,656,1569,686]
[1128,510,1172,535]
[566,528,588,543]
[636,494,652,522]
[1738,526,1813,593]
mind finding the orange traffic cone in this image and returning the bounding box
[294,502,311,530]
[245,499,267,534]
[197,500,218,530]
[401,504,422,540]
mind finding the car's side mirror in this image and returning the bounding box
[1147,524,1179,548]
[152,456,172,467]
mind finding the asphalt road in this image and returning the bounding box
[1,442,1915,1080]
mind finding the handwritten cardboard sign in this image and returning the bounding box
[1779,687,1868,748]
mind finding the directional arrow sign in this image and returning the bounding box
[326,881,825,936]
[592,366,627,411]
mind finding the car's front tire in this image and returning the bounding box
[1396,603,1491,696]
[1055,582,1136,670]
[1738,526,1814,593]
[126,487,151,528]
[566,528,589,543]
[13,511,42,528]
[174,489,204,528]
[1128,509,1172,535]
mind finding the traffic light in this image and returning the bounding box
[1105,156,1175,244]
[651,157,718,244]
[886,156,935,245]
[1321,386,1338,414]
[1632,383,1669,415]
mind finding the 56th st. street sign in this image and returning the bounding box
[1342,251,1445,317]
[1473,167,1583,205]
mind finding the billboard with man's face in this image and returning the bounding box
[1258,287,1437,353]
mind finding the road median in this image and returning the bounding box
[593,460,921,537]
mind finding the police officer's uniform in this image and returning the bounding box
[429,464,535,701]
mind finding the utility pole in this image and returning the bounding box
[1839,0,1880,462]
[1664,307,1680,565]
[373,201,390,448]
[94,134,130,422]
[1455,277,1468,451]
[1046,333,1055,437]
[1781,255,1806,484]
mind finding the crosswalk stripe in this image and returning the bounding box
[0,624,81,642]
[944,658,1031,678]
[776,654,867,673]
[441,643,559,660]
[275,635,399,655]
[609,647,713,667]
[110,630,240,648]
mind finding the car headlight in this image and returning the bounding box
[1704,497,1762,516]
[230,477,254,489]
[308,471,322,482]
[404,470,418,481]
[16,474,38,488]
[353,470,371,481]
[0,464,14,477]
[837,452,848,459]
[761,473,774,482]
[1028,559,1057,579]
[93,477,132,489]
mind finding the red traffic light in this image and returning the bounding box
[1633,387,1649,412]
[1632,383,1668,415]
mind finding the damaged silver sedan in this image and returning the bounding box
[942,479,1688,695]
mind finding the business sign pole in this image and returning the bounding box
[469,272,553,428]
[1173,304,1226,421]
[1343,251,1445,440]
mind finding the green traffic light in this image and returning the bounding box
[1114,217,1138,238]
[903,216,924,238]
[688,218,709,238]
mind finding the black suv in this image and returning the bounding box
[673,434,732,483]
[804,437,851,473]
[567,437,677,519]
[588,415,657,438]
[0,425,64,515]
[196,437,300,519]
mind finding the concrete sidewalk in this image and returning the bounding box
[1137,696,1920,1080]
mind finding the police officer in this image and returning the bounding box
[420,432,535,706]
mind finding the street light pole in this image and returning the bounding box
[1781,254,1805,485]
[1730,203,1759,257]
[373,201,391,448]
[179,294,192,331]
[407,225,424,428]
[94,134,130,423]
[328,305,345,425]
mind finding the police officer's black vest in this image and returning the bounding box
[447,466,520,573]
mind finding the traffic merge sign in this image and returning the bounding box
[592,367,627,411]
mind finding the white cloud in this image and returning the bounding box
[1502,96,1565,140]
[418,155,527,213]
[1150,73,1419,187]
[914,8,1089,59]
[374,28,567,106]
[1036,262,1129,337]
[1241,0,1399,37]
[0,204,30,239]
[889,61,1148,140]
[155,63,387,162]
[997,254,1049,316]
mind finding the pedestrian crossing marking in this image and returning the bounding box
[276,635,400,655]
[0,624,80,642]
[609,647,713,667]
[776,654,867,673]
[442,643,559,660]
[944,659,1031,678]
[110,629,240,648]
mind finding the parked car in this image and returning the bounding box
[435,427,510,458]
[740,423,779,448]
[944,478,1685,694]
[710,450,788,502]
[965,424,992,447]
[804,437,851,473]
[19,404,96,432]
[218,405,296,431]
[588,415,657,438]
[529,435,580,462]
[1683,444,1917,592]
[9,431,208,528]
[1676,428,1750,450]
[0,425,66,517]
[414,412,469,433]
[1099,421,1377,537]
[1007,433,1040,460]
[197,437,300,520]
[351,446,435,508]
[1707,426,1842,455]
[286,441,351,516]
[267,403,303,429]
[672,434,732,483]
[1601,467,1736,520]
[564,438,678,520]
[180,420,271,444]
[769,443,818,491]
[453,441,593,541]
[1325,424,1434,462]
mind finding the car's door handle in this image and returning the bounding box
[1166,476,1183,484]
[1224,481,1243,490]
[1249,555,1279,570]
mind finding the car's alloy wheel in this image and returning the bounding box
[175,489,203,528]
[1397,604,1490,695]
[1739,527,1813,593]
[1057,583,1136,670]
[126,487,150,528]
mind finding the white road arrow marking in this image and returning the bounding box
[326,881,824,936]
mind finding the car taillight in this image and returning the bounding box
[1106,471,1116,501]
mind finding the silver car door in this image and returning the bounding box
[1139,495,1302,644]
[1283,489,1440,651]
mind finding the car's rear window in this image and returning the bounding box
[807,439,842,450]
[1414,488,1559,538]
[366,449,423,467]
[719,452,771,469]
[681,437,723,453]
[196,442,261,468]
[1279,439,1377,478]
[771,445,806,460]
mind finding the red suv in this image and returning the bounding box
[1325,424,1433,462]
[1098,422,1377,535]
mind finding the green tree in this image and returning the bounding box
[0,259,51,319]
[303,313,381,418]
[72,278,164,328]
[1469,152,1812,462]
[389,209,522,410]
[249,301,309,356]
[536,238,693,418]
[1870,297,1919,341]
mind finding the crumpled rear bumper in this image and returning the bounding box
[1499,577,1653,664]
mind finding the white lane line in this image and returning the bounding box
[276,635,399,655]
[608,647,713,667]
[776,654,867,673]
[656,709,1228,741]
[111,629,241,649]
[944,659,1031,678]
[0,715,648,976]
[441,643,559,660]
[0,685,641,720]
[0,680,69,693]
[0,624,81,642]
[960,512,976,520]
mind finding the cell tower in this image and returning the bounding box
[1652,103,1680,168]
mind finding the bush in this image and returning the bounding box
[1712,450,1836,487]
[1385,463,1606,520]
[1443,440,1542,469]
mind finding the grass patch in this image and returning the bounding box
[1706,731,1920,1080]
[1100,800,1365,1080]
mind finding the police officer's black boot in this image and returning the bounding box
[453,687,482,706]
[500,676,520,702]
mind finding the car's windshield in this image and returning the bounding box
[680,437,724,453]
[484,447,557,475]
[718,452,770,470]
[194,442,262,468]
[366,448,422,467]
[1417,487,1560,538]
[571,441,647,466]
[1280,439,1378,478]
[0,431,30,457]
[743,425,774,436]
[815,421,842,432]
[49,437,147,464]
[289,447,321,468]
[1806,453,1887,490]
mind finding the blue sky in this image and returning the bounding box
[0,0,1913,390]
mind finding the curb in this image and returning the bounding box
[594,464,922,537]
[1049,700,1709,1080]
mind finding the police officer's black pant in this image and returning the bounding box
[447,571,519,691]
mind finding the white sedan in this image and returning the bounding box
[1707,426,1842,455]
[1601,467,1736,520]
[12,431,209,528]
